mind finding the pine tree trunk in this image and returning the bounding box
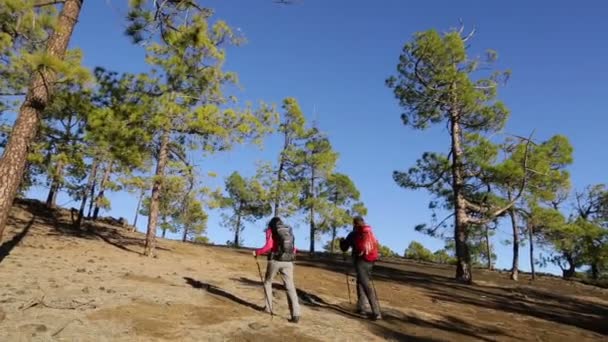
[591,262,599,280]
[274,130,290,217]
[78,159,98,228]
[93,162,112,220]
[46,160,64,209]
[182,226,189,242]
[450,115,472,284]
[144,130,170,257]
[309,167,316,254]
[133,190,144,228]
[234,209,242,248]
[0,0,83,240]
[330,226,337,254]
[161,223,167,238]
[509,207,520,281]
[87,180,96,218]
[563,254,576,278]
[484,224,493,270]
[528,222,535,280]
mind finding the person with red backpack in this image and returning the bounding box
[339,216,382,320]
[253,217,301,323]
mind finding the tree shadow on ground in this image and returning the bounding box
[9,198,170,256]
[234,276,513,341]
[0,215,35,265]
[295,255,608,337]
[183,276,266,313]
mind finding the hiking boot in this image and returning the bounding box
[356,308,368,315]
[288,316,300,324]
[370,313,382,321]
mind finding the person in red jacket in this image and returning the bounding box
[340,216,381,320]
[253,217,300,323]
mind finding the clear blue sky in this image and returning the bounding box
[21,0,608,274]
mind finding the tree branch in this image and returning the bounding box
[466,131,535,224]
[32,0,66,8]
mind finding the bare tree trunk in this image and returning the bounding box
[77,159,98,228]
[274,129,291,217]
[132,190,144,228]
[509,207,520,281]
[92,162,112,220]
[450,115,472,284]
[563,254,576,278]
[234,209,242,248]
[528,222,535,280]
[330,226,337,254]
[182,226,189,242]
[46,160,64,208]
[0,0,83,240]
[87,179,96,218]
[309,167,316,254]
[591,263,599,280]
[484,224,493,270]
[144,130,170,256]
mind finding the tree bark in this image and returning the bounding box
[144,129,170,256]
[132,190,144,228]
[77,158,98,228]
[161,223,167,239]
[509,207,520,281]
[591,262,599,280]
[330,226,337,254]
[563,254,576,278]
[309,167,316,254]
[0,0,83,240]
[182,226,189,242]
[46,159,64,208]
[274,131,288,216]
[484,224,493,270]
[92,162,112,220]
[234,208,242,248]
[87,178,96,218]
[450,115,472,284]
[528,222,535,280]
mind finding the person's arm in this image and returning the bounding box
[255,229,274,256]
[339,232,354,252]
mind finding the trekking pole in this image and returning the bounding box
[254,256,274,319]
[343,253,352,304]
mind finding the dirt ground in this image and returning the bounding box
[0,200,607,341]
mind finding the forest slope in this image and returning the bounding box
[0,200,606,341]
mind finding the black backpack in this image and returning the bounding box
[272,224,295,262]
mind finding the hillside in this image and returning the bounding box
[0,200,607,341]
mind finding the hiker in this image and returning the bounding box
[253,217,301,323]
[339,216,382,320]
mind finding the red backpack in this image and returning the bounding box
[355,226,379,262]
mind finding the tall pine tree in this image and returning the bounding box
[386,27,531,283]
[126,2,276,256]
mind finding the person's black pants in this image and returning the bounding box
[355,260,380,315]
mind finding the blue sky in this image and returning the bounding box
[17,0,608,274]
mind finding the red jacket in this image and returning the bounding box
[255,228,297,256]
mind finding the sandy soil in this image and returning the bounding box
[0,200,606,341]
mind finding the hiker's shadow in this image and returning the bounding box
[183,277,266,312]
[233,277,362,319]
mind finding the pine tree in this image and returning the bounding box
[293,127,338,253]
[386,26,532,283]
[320,173,365,253]
[272,98,308,217]
[219,171,271,248]
[126,1,276,256]
[0,0,86,239]
[573,185,607,279]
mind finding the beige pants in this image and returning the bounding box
[264,260,301,317]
